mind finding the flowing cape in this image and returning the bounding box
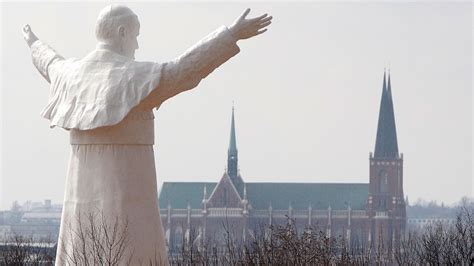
[30,26,240,130]
[31,42,162,130]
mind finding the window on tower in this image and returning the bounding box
[379,170,388,193]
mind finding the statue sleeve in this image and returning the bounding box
[30,40,65,83]
[141,26,240,109]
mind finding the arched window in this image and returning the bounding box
[213,227,228,253]
[379,170,388,193]
[165,228,170,245]
[195,226,203,247]
[174,226,183,250]
[223,188,228,207]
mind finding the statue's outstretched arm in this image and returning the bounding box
[23,25,65,83]
[141,9,272,109]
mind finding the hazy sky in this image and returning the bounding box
[1,2,472,210]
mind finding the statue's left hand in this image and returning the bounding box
[22,24,38,47]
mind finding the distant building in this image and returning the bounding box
[406,204,457,230]
[0,200,61,241]
[0,225,11,240]
[407,217,455,230]
[158,71,407,252]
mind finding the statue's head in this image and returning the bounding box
[95,5,140,59]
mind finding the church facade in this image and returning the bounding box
[158,71,406,252]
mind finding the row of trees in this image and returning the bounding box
[0,234,55,265]
[168,204,473,265]
[1,202,472,265]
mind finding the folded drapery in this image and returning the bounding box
[31,26,240,130]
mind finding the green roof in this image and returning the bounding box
[247,183,368,210]
[159,182,216,209]
[159,182,368,210]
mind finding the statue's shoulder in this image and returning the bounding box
[130,59,162,71]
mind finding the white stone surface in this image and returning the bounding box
[23,4,271,264]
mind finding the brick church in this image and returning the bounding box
[158,71,406,251]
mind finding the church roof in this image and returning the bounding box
[159,182,368,210]
[246,182,368,210]
[159,182,217,209]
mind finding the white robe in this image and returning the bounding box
[30,26,240,265]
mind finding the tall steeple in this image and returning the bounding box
[374,70,399,158]
[227,106,238,178]
[226,106,245,196]
[368,70,406,250]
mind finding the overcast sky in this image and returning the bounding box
[0,2,472,210]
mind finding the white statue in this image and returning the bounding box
[23,5,271,265]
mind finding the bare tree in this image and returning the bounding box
[57,211,133,266]
[394,199,474,266]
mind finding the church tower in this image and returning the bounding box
[368,70,406,249]
[227,106,245,196]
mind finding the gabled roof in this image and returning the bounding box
[207,172,242,207]
[159,182,368,210]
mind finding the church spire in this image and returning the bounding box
[374,69,399,158]
[229,106,237,155]
[226,105,245,196]
[227,106,238,178]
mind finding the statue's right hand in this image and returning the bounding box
[22,24,38,47]
[229,9,272,41]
